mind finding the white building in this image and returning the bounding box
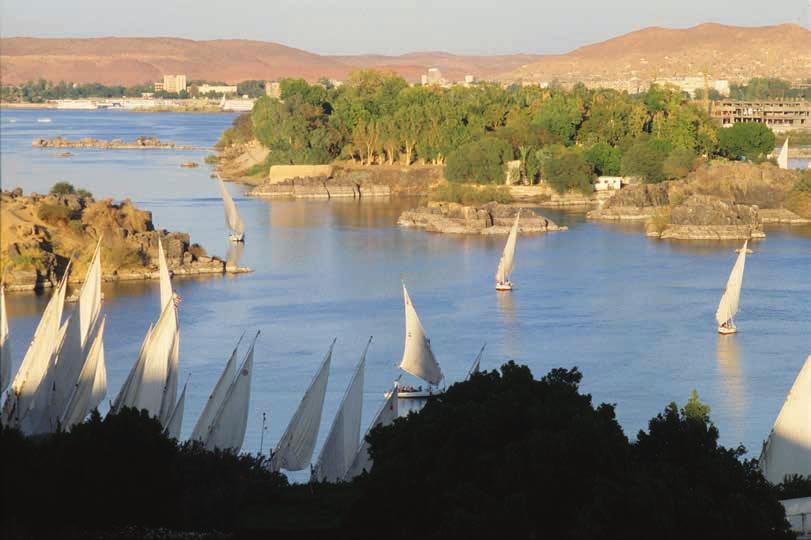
[222,98,255,112]
[423,68,445,86]
[594,176,623,191]
[265,81,281,99]
[198,84,237,95]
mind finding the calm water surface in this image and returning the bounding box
[2,109,810,480]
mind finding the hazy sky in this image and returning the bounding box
[1,0,808,55]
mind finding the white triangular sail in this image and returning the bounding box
[61,317,106,429]
[204,331,258,452]
[1,285,10,393]
[112,321,153,413]
[467,343,486,380]
[113,299,178,418]
[46,243,104,426]
[90,333,107,413]
[3,269,69,425]
[777,137,789,170]
[270,340,334,472]
[78,241,103,346]
[496,213,520,284]
[399,284,443,386]
[218,178,245,236]
[345,381,399,481]
[715,241,747,326]
[158,239,173,311]
[760,355,811,484]
[159,324,180,425]
[191,334,243,442]
[313,338,369,483]
[164,381,187,441]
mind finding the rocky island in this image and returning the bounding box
[398,202,567,235]
[32,136,193,150]
[1,188,247,291]
[588,161,810,240]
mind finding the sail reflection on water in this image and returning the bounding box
[715,335,746,442]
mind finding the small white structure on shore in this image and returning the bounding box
[594,176,623,191]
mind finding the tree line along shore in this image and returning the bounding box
[209,70,811,238]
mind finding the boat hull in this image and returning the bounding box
[496,281,513,291]
[717,325,737,335]
[397,389,444,399]
[229,234,245,243]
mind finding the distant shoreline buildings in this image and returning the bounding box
[154,74,187,93]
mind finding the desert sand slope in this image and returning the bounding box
[0,37,540,85]
[503,23,811,84]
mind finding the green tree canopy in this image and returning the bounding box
[621,139,669,183]
[545,149,595,195]
[718,123,776,162]
[345,363,792,539]
[445,137,514,184]
[584,142,622,176]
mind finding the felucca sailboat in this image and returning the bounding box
[496,212,520,291]
[269,340,334,472]
[112,239,180,425]
[399,284,444,398]
[344,379,399,481]
[777,137,789,170]
[198,332,258,452]
[715,240,748,335]
[218,177,245,243]
[312,338,369,482]
[2,267,69,428]
[759,354,811,484]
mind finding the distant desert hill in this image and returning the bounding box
[0,37,540,85]
[1,23,809,87]
[503,23,811,85]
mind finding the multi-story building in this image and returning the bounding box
[266,81,281,99]
[423,68,445,86]
[711,99,811,132]
[156,74,187,94]
[197,84,237,95]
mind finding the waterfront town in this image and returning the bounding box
[4,69,811,135]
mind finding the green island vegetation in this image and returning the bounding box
[217,71,794,195]
[1,361,804,539]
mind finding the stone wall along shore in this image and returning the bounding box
[398,202,567,235]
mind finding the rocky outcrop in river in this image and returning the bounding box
[647,195,765,240]
[588,162,810,239]
[1,189,245,291]
[398,202,567,234]
[32,136,192,150]
[587,182,671,221]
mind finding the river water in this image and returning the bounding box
[1,109,809,481]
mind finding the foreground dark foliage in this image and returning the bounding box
[0,408,287,538]
[0,365,796,539]
[344,362,792,540]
